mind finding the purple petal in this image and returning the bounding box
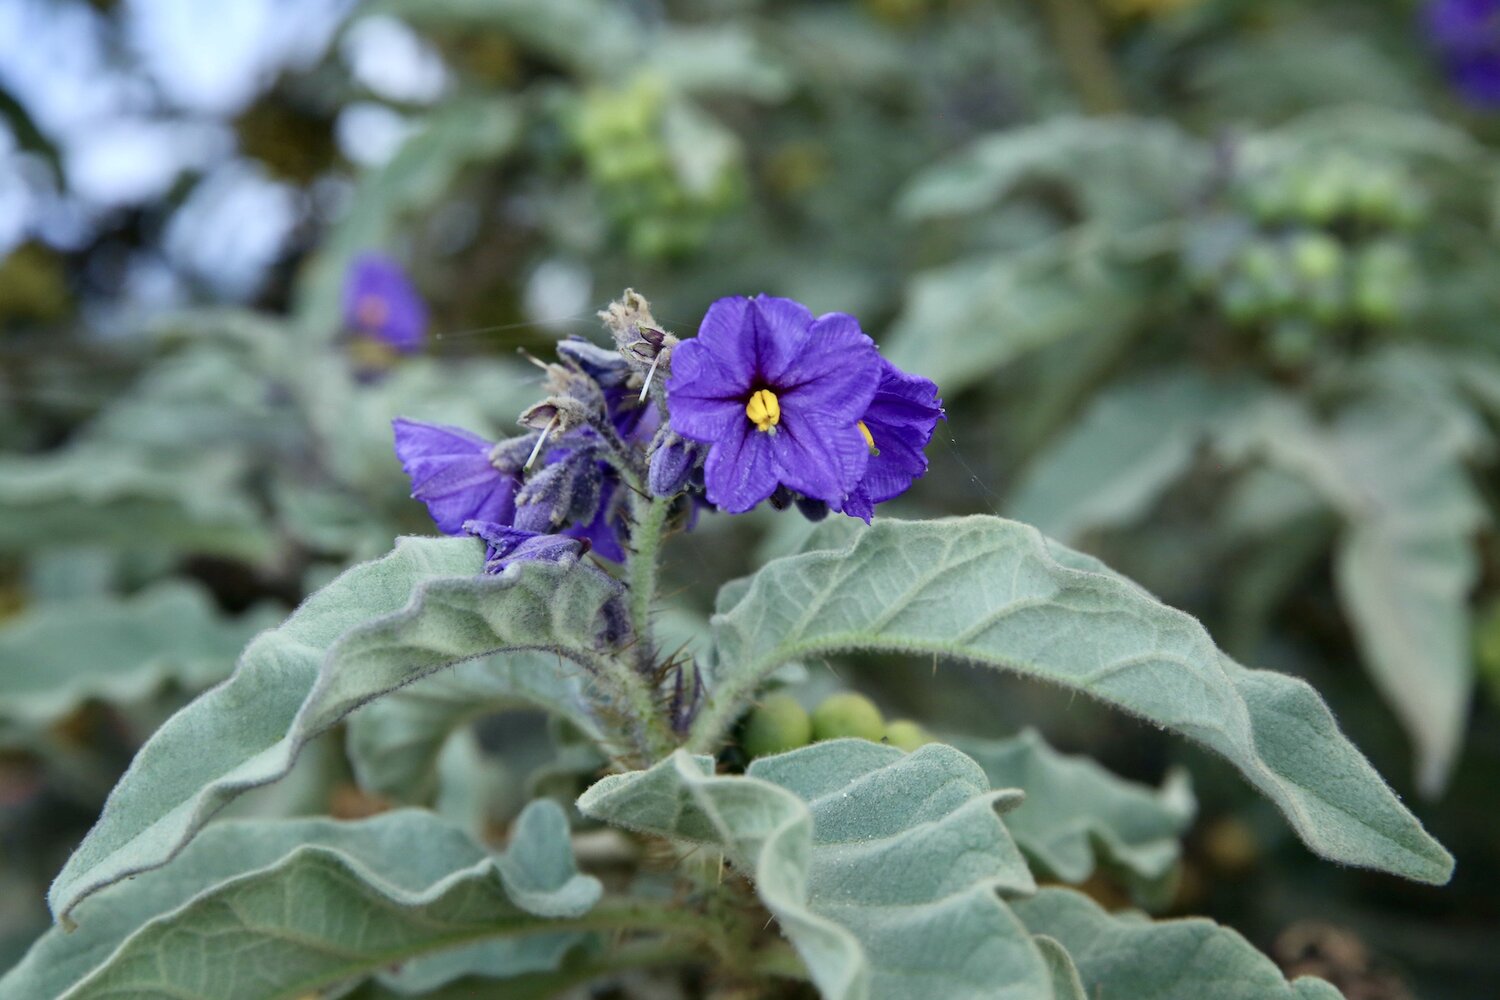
[745,296,814,384]
[840,360,945,515]
[772,414,870,506]
[464,520,582,573]
[778,312,881,422]
[393,418,518,535]
[702,420,781,513]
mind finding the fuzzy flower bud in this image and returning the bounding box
[647,435,700,497]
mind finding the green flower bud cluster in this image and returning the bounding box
[740,691,933,758]
[572,74,743,261]
[1201,153,1426,367]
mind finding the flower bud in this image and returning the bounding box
[515,446,604,530]
[648,437,699,497]
[795,497,829,522]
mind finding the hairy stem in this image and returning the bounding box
[594,491,678,764]
[1039,0,1127,115]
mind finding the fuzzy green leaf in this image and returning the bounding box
[954,729,1194,902]
[1224,395,1485,794]
[0,583,278,744]
[1011,372,1263,542]
[1014,887,1338,1000]
[6,803,600,999]
[579,740,1052,1000]
[695,517,1452,885]
[347,651,602,804]
[49,536,623,924]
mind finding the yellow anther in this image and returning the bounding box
[857,420,879,455]
[746,388,781,433]
[356,294,389,329]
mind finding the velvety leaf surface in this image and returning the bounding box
[955,729,1194,900]
[1014,888,1338,1000]
[697,517,1452,885]
[0,442,274,561]
[579,740,1053,1000]
[347,651,603,804]
[5,803,600,1000]
[49,536,623,923]
[1011,372,1262,541]
[883,239,1148,396]
[1225,394,1484,794]
[897,118,1209,229]
[0,583,278,743]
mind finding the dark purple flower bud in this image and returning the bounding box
[669,664,703,735]
[648,436,700,497]
[557,336,632,389]
[464,520,585,574]
[837,359,944,523]
[344,253,427,353]
[515,441,605,531]
[393,419,520,536]
[794,497,829,522]
[665,295,882,514]
[564,476,628,562]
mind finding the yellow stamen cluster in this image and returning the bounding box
[857,420,879,456]
[746,388,781,433]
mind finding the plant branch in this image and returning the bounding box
[1039,0,1127,115]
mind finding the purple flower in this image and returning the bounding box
[665,295,882,514]
[1426,0,1500,107]
[464,520,584,574]
[344,253,428,353]
[393,419,520,536]
[838,360,945,522]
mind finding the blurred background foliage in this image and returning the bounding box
[2,0,1499,996]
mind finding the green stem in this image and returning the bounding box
[1039,0,1127,115]
[593,491,678,764]
[628,493,673,656]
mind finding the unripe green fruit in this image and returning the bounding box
[1290,232,1343,285]
[811,692,885,742]
[742,693,812,758]
[1353,240,1417,326]
[1294,164,1348,224]
[884,719,932,752]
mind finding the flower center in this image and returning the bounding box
[857,420,879,456]
[746,389,781,433]
[356,294,390,329]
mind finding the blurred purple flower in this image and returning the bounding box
[665,295,881,513]
[344,253,428,353]
[464,520,584,574]
[392,418,520,536]
[838,360,945,522]
[1426,0,1500,107]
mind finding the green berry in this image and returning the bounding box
[1353,240,1418,326]
[1294,163,1348,224]
[1290,232,1343,285]
[884,719,932,752]
[742,693,812,758]
[811,692,885,743]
